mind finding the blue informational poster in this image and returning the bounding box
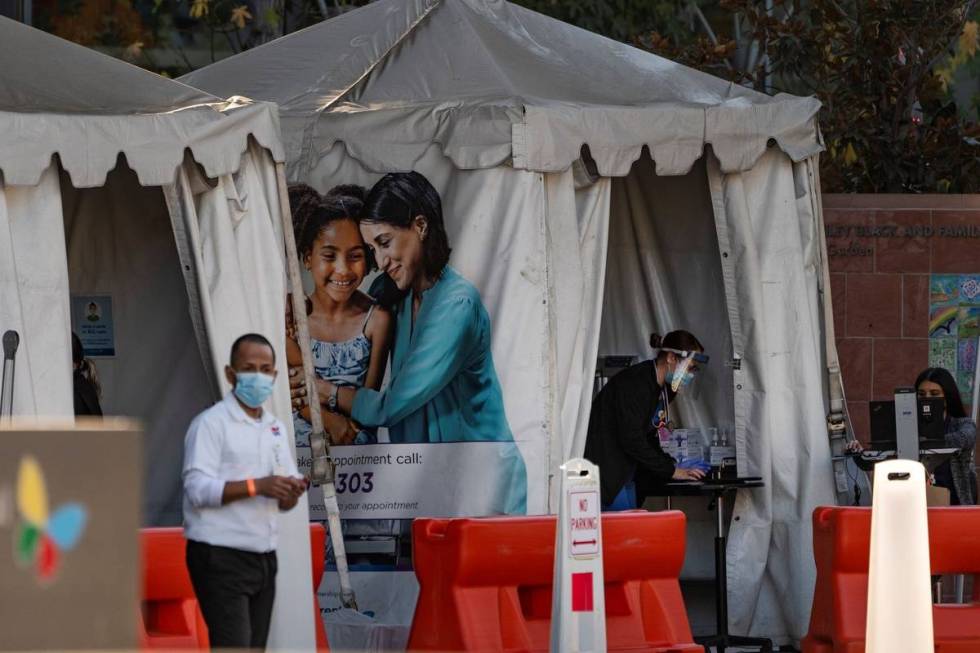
[71,295,115,357]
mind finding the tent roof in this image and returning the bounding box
[0,17,284,187]
[181,0,822,177]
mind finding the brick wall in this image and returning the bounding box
[824,195,980,442]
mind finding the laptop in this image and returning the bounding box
[869,397,947,450]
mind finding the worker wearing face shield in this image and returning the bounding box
[584,329,709,510]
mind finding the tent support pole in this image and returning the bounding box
[274,162,356,609]
[806,156,862,506]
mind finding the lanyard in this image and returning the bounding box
[653,363,670,429]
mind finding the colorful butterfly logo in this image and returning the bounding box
[14,455,88,583]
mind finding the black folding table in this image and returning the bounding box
[662,477,772,653]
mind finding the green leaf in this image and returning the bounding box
[15,522,40,566]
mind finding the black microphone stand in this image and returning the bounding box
[1,330,20,419]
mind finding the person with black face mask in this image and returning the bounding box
[584,329,708,510]
[71,332,102,416]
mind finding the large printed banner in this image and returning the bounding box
[297,442,532,519]
[286,168,551,646]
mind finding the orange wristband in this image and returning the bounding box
[246,478,257,497]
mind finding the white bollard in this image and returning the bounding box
[550,458,607,653]
[866,459,934,653]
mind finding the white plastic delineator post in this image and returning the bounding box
[866,459,934,653]
[550,458,606,653]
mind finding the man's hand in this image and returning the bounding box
[672,467,705,481]
[277,477,308,511]
[256,475,306,502]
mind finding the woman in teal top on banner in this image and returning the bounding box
[306,171,527,515]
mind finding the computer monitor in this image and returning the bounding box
[868,397,946,450]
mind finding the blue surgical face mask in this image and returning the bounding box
[233,372,275,408]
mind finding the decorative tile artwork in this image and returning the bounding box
[929,274,980,406]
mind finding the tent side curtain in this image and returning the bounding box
[542,170,611,497]
[169,141,316,650]
[706,148,836,645]
[0,102,285,189]
[597,154,735,441]
[0,165,73,417]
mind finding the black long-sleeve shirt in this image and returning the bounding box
[584,360,675,505]
[73,372,102,416]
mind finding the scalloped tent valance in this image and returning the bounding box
[181,0,822,178]
[0,17,285,188]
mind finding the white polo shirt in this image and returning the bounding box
[182,392,300,553]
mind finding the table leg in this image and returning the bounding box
[715,492,728,637]
[695,490,773,653]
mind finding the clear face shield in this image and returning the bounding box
[662,348,710,396]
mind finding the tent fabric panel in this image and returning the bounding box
[0,15,215,115]
[301,96,821,178]
[178,0,436,116]
[516,104,706,177]
[60,165,214,526]
[175,142,316,650]
[706,95,824,173]
[179,0,822,177]
[0,102,285,189]
[706,149,836,644]
[299,101,520,177]
[346,0,764,109]
[542,170,611,478]
[0,165,73,418]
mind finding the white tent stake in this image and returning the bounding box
[275,162,356,609]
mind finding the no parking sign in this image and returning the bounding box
[568,490,600,558]
[551,459,606,652]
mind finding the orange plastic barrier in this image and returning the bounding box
[309,522,329,651]
[408,511,702,652]
[802,506,980,653]
[139,528,209,650]
[140,524,329,651]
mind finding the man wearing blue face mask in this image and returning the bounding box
[182,333,308,650]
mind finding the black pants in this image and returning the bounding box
[186,540,278,650]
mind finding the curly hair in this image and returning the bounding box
[288,183,373,269]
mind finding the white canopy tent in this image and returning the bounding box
[0,17,316,650]
[182,0,841,644]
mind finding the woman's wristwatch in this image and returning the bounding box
[326,384,339,412]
